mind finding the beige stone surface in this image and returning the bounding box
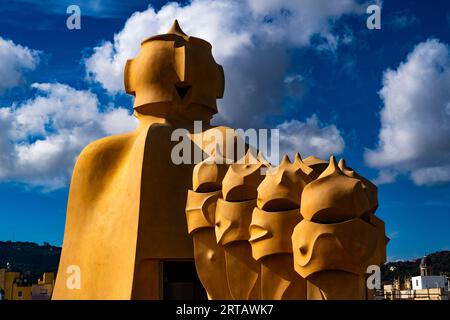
[54,20,387,301]
[54,21,230,300]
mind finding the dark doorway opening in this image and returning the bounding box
[162,260,207,300]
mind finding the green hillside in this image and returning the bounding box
[381,250,450,282]
[0,241,61,283]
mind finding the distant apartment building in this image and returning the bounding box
[0,265,55,300]
[32,272,55,300]
[411,275,448,290]
[384,255,449,300]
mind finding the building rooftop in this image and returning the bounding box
[420,255,432,268]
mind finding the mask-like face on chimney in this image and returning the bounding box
[124,20,225,122]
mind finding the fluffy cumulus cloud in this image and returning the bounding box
[85,0,364,128]
[0,37,40,92]
[0,83,136,189]
[277,115,345,160]
[0,0,359,189]
[365,39,450,186]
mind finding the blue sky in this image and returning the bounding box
[0,0,449,261]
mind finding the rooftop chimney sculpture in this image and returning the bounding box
[187,153,387,299]
[54,20,387,300]
[54,20,231,299]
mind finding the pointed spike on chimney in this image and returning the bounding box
[329,155,341,172]
[338,158,347,170]
[294,152,302,163]
[167,19,188,37]
[281,154,291,165]
[242,147,259,165]
[214,145,225,159]
[317,155,340,179]
[257,151,271,167]
[329,155,337,165]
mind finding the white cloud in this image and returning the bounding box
[84,0,364,127]
[277,115,345,160]
[101,107,137,135]
[388,230,400,240]
[246,0,363,46]
[410,166,450,186]
[365,39,450,186]
[372,170,398,185]
[390,12,418,29]
[0,83,137,189]
[0,37,40,92]
[1,0,361,189]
